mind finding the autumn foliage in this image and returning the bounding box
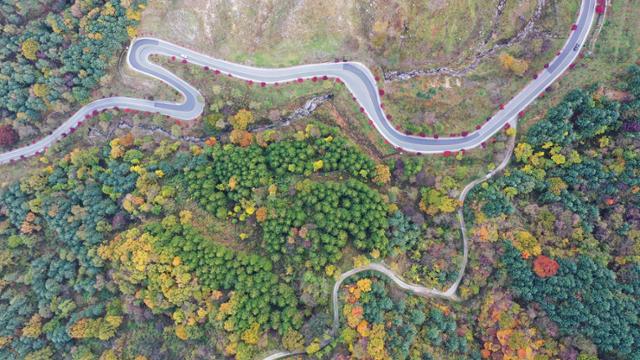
[230,129,253,147]
[0,124,19,148]
[230,109,254,130]
[255,207,268,222]
[21,38,39,61]
[498,52,529,76]
[204,136,217,146]
[372,164,391,185]
[532,255,559,278]
[478,290,551,359]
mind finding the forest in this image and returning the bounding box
[0,0,146,148]
[0,117,422,359]
[0,6,638,355]
[466,65,640,359]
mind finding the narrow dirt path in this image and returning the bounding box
[262,133,517,360]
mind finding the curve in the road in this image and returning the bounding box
[261,134,516,360]
[0,1,596,359]
[261,135,515,360]
[0,0,595,164]
[260,0,596,357]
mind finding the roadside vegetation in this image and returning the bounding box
[1,1,639,359]
[0,93,511,358]
[463,65,640,359]
[0,0,147,149]
[3,66,637,358]
[134,0,580,142]
[521,0,640,132]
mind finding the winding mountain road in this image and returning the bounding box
[0,0,595,164]
[262,0,596,358]
[0,1,598,359]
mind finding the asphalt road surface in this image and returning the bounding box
[261,0,597,358]
[0,0,598,357]
[0,0,595,164]
[0,0,599,359]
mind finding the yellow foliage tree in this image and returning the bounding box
[179,210,193,225]
[68,316,122,341]
[419,188,459,215]
[325,264,336,276]
[499,52,529,76]
[175,325,188,340]
[101,2,116,16]
[127,26,138,38]
[32,84,48,98]
[344,304,364,328]
[99,350,118,360]
[356,319,370,337]
[230,109,254,130]
[100,316,123,340]
[547,177,568,195]
[24,347,53,360]
[21,314,42,338]
[551,153,566,165]
[282,330,304,351]
[0,336,10,348]
[109,139,125,159]
[125,8,142,21]
[514,143,533,163]
[312,160,324,172]
[439,197,460,213]
[21,39,39,61]
[240,322,261,344]
[356,278,372,292]
[98,226,209,318]
[306,340,321,355]
[367,323,387,360]
[373,164,391,185]
[513,231,541,259]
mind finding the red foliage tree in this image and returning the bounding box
[0,124,19,148]
[533,255,559,278]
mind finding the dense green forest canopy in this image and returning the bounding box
[0,121,408,359]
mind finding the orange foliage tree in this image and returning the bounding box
[230,129,253,147]
[255,207,268,222]
[478,290,555,359]
[532,255,559,278]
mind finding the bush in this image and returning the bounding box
[0,124,19,148]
